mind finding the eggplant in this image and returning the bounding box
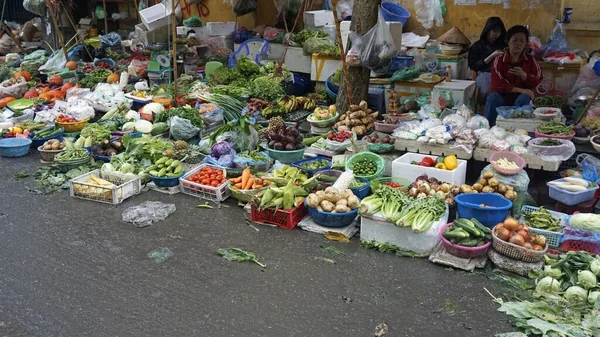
[106,148,118,156]
[91,144,103,154]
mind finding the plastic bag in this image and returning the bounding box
[496,105,534,119]
[390,66,420,82]
[346,32,363,66]
[100,32,121,48]
[6,108,34,123]
[407,48,423,70]
[0,78,27,98]
[442,113,466,128]
[360,8,397,70]
[490,126,507,139]
[423,50,439,72]
[562,225,600,246]
[23,0,45,16]
[215,126,259,152]
[526,138,575,162]
[414,0,444,30]
[336,0,353,20]
[67,102,95,121]
[233,151,270,167]
[168,116,200,140]
[38,50,66,74]
[481,164,530,193]
[303,36,337,56]
[466,115,490,130]
[540,20,568,58]
[264,27,286,43]
[233,0,256,16]
[122,201,176,228]
[568,55,600,106]
[511,192,537,218]
[204,141,237,168]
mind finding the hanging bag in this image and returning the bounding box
[360,7,397,70]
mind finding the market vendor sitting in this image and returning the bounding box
[486,25,542,126]
[468,17,507,102]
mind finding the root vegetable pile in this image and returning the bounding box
[334,100,378,136]
[306,187,360,213]
[460,171,518,201]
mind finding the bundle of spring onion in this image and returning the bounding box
[198,93,245,122]
[394,196,447,233]
[359,183,412,221]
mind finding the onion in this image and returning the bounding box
[509,234,525,246]
[496,228,511,241]
[517,230,530,242]
[532,245,544,251]
[503,218,519,231]
[534,235,547,247]
[523,242,533,250]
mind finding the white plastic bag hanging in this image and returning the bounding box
[346,32,363,66]
[360,7,397,70]
[414,0,444,30]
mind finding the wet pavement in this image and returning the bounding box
[0,154,515,337]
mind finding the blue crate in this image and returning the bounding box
[292,156,332,177]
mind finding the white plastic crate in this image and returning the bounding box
[547,178,598,206]
[360,207,449,256]
[519,205,567,248]
[135,23,169,45]
[179,164,230,202]
[140,4,171,31]
[391,153,467,186]
[69,170,141,204]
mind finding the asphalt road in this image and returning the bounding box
[0,153,515,337]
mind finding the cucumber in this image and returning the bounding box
[454,219,483,237]
[470,218,491,234]
[165,159,174,166]
[457,238,479,247]
[158,168,166,177]
[166,172,180,177]
[173,165,183,174]
[157,163,165,169]
[149,170,159,176]
[169,160,180,168]
[155,157,169,165]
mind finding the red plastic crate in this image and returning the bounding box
[560,240,600,255]
[250,203,307,229]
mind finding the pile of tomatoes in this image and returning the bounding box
[327,131,352,142]
[56,114,77,123]
[186,166,226,187]
[383,181,403,188]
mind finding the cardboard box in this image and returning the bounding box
[432,80,476,108]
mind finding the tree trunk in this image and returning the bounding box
[335,0,380,114]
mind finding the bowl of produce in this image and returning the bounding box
[91,139,125,162]
[492,218,548,262]
[292,156,331,177]
[534,121,575,140]
[0,137,31,157]
[54,147,91,172]
[304,187,361,228]
[346,152,385,179]
[306,106,338,128]
[264,120,305,164]
[439,220,492,258]
[533,107,561,121]
[93,58,115,69]
[55,114,89,133]
[454,193,512,228]
[37,139,66,161]
[7,98,34,112]
[365,132,396,153]
[324,130,355,152]
[30,126,64,147]
[591,136,600,153]
[489,151,526,175]
[228,168,270,203]
[147,158,185,188]
[572,124,592,144]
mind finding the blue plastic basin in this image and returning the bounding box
[455,193,513,228]
[0,138,32,157]
[381,2,411,24]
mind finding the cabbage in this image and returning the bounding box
[536,276,561,295]
[543,266,564,278]
[120,163,135,174]
[589,291,600,305]
[569,213,600,232]
[211,141,233,158]
[135,120,153,134]
[591,259,600,276]
[577,270,597,289]
[101,163,115,172]
[565,286,588,305]
[141,102,165,115]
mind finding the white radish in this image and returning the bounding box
[552,182,587,192]
[564,177,590,187]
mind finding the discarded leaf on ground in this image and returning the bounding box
[217,248,265,267]
[324,231,350,243]
[312,256,335,264]
[374,322,388,336]
[13,172,30,179]
[320,243,347,256]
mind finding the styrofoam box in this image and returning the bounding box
[304,10,335,27]
[311,54,342,81]
[432,80,476,109]
[340,21,402,53]
[233,43,310,74]
[360,207,449,255]
[176,26,208,40]
[140,4,171,31]
[207,22,236,36]
[135,23,169,45]
[391,153,467,186]
[439,55,469,80]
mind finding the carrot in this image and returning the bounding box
[241,168,251,188]
[255,178,262,185]
[254,184,263,189]
[230,176,242,183]
[244,177,254,190]
[234,183,243,189]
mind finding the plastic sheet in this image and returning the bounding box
[442,113,466,128]
[122,201,176,228]
[568,55,600,106]
[100,32,122,48]
[562,225,600,246]
[39,50,66,74]
[233,151,270,166]
[169,116,200,140]
[360,8,397,70]
[496,105,534,119]
[466,115,490,130]
[526,138,576,162]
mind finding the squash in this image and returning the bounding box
[107,73,119,84]
[66,61,77,71]
[47,90,63,99]
[13,71,31,81]
[24,89,39,99]
[0,97,16,108]
[61,82,75,96]
[48,75,63,86]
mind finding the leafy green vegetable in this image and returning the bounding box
[29,162,102,194]
[235,56,261,78]
[250,75,285,102]
[360,240,428,258]
[154,107,204,128]
[13,172,30,179]
[80,123,111,143]
[217,248,265,267]
[569,213,600,232]
[292,29,330,46]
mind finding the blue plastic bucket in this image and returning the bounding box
[455,193,513,228]
[381,2,411,25]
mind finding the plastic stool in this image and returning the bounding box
[228,38,270,67]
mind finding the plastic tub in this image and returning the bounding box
[547,178,598,206]
[439,222,491,258]
[351,178,371,199]
[533,107,560,120]
[306,112,338,128]
[381,2,411,24]
[149,172,184,188]
[30,128,65,148]
[374,122,399,134]
[266,147,305,164]
[0,138,32,157]
[489,151,526,175]
[345,152,385,179]
[533,128,575,140]
[305,200,359,228]
[292,156,331,177]
[56,119,88,133]
[454,193,513,228]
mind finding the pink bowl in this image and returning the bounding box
[489,151,526,175]
[533,128,575,140]
[439,222,491,258]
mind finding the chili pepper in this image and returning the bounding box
[418,157,436,167]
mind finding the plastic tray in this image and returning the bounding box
[69,169,141,205]
[547,178,598,206]
[455,193,512,228]
[292,156,331,177]
[250,202,307,229]
[519,205,567,248]
[374,122,398,134]
[492,226,547,262]
[439,222,491,258]
[305,200,358,228]
[489,151,526,175]
[179,164,230,202]
[534,128,575,140]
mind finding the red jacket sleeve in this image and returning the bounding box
[491,57,514,94]
[522,58,543,89]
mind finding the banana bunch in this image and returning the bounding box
[260,104,286,117]
[301,98,316,111]
[277,95,298,113]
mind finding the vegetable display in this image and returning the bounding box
[41,139,65,151]
[493,217,547,251]
[326,130,352,143]
[299,158,329,170]
[264,119,303,151]
[394,196,446,233]
[460,171,518,201]
[306,187,360,213]
[185,166,226,187]
[548,177,593,193]
[537,138,562,146]
[55,146,89,162]
[32,126,63,140]
[91,139,123,157]
[364,133,394,145]
[351,158,378,176]
[254,166,313,211]
[146,157,184,178]
[534,95,564,108]
[229,168,270,190]
[334,100,378,136]
[492,158,519,170]
[443,218,491,247]
[154,107,204,128]
[536,121,573,135]
[311,105,336,121]
[407,175,460,206]
[523,207,562,232]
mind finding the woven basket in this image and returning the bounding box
[491,227,547,262]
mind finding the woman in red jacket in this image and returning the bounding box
[486,25,542,126]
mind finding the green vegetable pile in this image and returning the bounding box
[292,29,329,46]
[534,95,564,109]
[394,196,447,233]
[249,75,285,102]
[537,121,573,135]
[79,69,112,88]
[443,218,491,247]
[359,182,412,222]
[154,107,204,128]
[32,126,63,140]
[237,150,269,163]
[300,159,329,170]
[80,123,111,143]
[146,157,184,178]
[55,146,89,162]
[538,138,562,146]
[352,158,378,177]
[29,161,102,194]
[523,207,562,232]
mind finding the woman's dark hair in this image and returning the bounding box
[506,25,530,42]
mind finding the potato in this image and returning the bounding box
[478,178,488,186]
[347,195,359,209]
[482,186,495,193]
[350,111,366,119]
[343,189,353,199]
[460,184,473,193]
[325,192,341,203]
[335,204,350,213]
[336,199,348,207]
[472,183,483,192]
[51,143,59,150]
[349,104,360,112]
[43,144,52,150]
[320,200,334,212]
[483,171,494,179]
[359,101,368,110]
[497,184,508,194]
[307,193,320,208]
[488,178,499,188]
[338,125,350,132]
